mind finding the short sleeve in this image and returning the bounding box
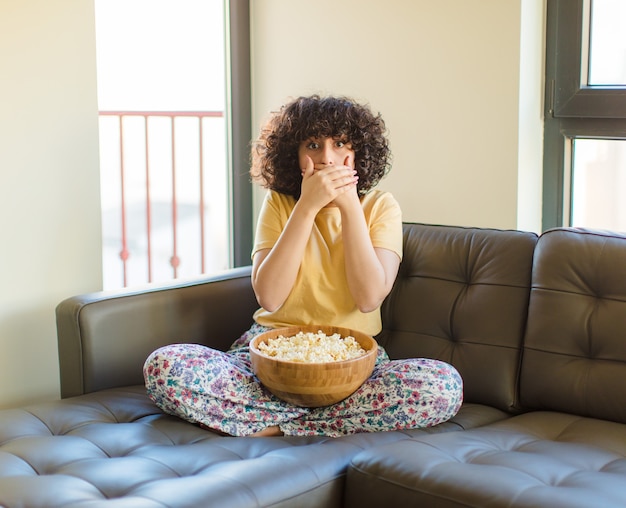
[367,192,403,260]
[251,191,294,259]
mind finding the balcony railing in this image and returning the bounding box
[98,110,229,289]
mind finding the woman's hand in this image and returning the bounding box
[299,155,358,212]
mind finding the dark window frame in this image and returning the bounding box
[543,0,626,230]
[227,0,253,267]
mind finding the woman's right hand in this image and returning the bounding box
[299,155,358,211]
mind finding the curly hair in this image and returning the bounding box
[250,95,391,199]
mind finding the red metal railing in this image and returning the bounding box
[99,110,225,288]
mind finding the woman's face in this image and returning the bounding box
[298,136,355,171]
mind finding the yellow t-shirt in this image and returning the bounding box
[252,190,403,336]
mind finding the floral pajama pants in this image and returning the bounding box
[143,323,464,437]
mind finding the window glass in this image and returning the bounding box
[571,138,626,232]
[588,0,626,86]
[95,0,230,289]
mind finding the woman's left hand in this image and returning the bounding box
[300,154,358,210]
[330,155,360,211]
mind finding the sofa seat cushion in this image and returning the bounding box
[0,387,505,507]
[346,411,626,508]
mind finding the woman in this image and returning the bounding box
[144,95,463,437]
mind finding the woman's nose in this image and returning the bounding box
[320,143,334,165]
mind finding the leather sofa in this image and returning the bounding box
[1,223,625,507]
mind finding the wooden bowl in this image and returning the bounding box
[249,325,377,407]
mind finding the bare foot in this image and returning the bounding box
[197,423,230,436]
[249,426,283,437]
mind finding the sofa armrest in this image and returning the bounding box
[56,266,258,398]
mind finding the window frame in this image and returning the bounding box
[543,0,626,230]
[226,0,253,267]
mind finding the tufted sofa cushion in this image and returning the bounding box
[379,223,538,412]
[520,228,626,423]
[346,411,626,508]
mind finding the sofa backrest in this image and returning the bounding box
[56,267,258,398]
[520,228,626,423]
[379,223,538,413]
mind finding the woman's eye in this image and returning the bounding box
[307,142,319,150]
[335,140,349,148]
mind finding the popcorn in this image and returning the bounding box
[256,330,367,363]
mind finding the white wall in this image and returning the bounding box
[518,0,546,232]
[250,0,544,231]
[0,0,102,407]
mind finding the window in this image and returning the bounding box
[543,0,626,232]
[95,0,251,289]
